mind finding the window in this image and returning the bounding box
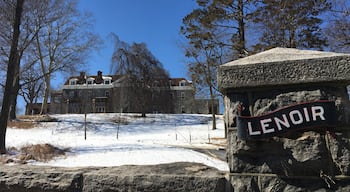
[153,81,159,87]
[181,92,185,100]
[87,77,95,85]
[103,77,112,85]
[70,79,77,85]
[105,90,110,97]
[69,91,75,98]
[96,106,105,113]
[179,80,186,86]
[54,96,61,103]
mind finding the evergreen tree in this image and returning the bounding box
[181,0,254,131]
[324,0,350,52]
[253,0,331,51]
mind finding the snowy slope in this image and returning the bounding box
[6,113,229,171]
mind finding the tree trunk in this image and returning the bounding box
[25,104,31,115]
[205,57,216,130]
[0,0,24,154]
[209,85,216,130]
[289,28,296,48]
[9,76,20,120]
[40,75,50,114]
[9,94,17,119]
[141,90,147,117]
[237,0,246,57]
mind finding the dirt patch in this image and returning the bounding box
[1,144,69,165]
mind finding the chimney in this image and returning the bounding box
[78,71,86,84]
[96,70,103,84]
[80,71,85,78]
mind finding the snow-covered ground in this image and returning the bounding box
[6,113,229,171]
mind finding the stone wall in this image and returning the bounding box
[0,163,230,192]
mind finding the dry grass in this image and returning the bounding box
[20,143,68,162]
[7,121,36,129]
[7,115,58,129]
[208,137,227,148]
[112,116,129,125]
[1,144,69,164]
[0,155,10,164]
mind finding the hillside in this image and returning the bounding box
[3,113,229,172]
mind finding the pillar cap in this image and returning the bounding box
[218,47,350,90]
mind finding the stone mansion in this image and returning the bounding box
[45,71,219,115]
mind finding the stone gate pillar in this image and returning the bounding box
[218,48,350,191]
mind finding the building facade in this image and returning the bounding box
[48,71,219,114]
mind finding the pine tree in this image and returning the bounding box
[253,0,331,51]
[324,0,350,52]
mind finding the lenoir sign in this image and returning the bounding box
[236,100,337,140]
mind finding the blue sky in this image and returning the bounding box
[77,0,197,79]
[19,1,198,114]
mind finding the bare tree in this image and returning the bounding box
[110,34,170,117]
[0,0,24,154]
[19,59,45,115]
[33,0,100,114]
[0,0,42,119]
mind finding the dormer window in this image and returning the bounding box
[179,80,186,86]
[87,77,94,85]
[69,78,78,85]
[103,76,112,85]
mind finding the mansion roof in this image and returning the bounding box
[63,71,192,89]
